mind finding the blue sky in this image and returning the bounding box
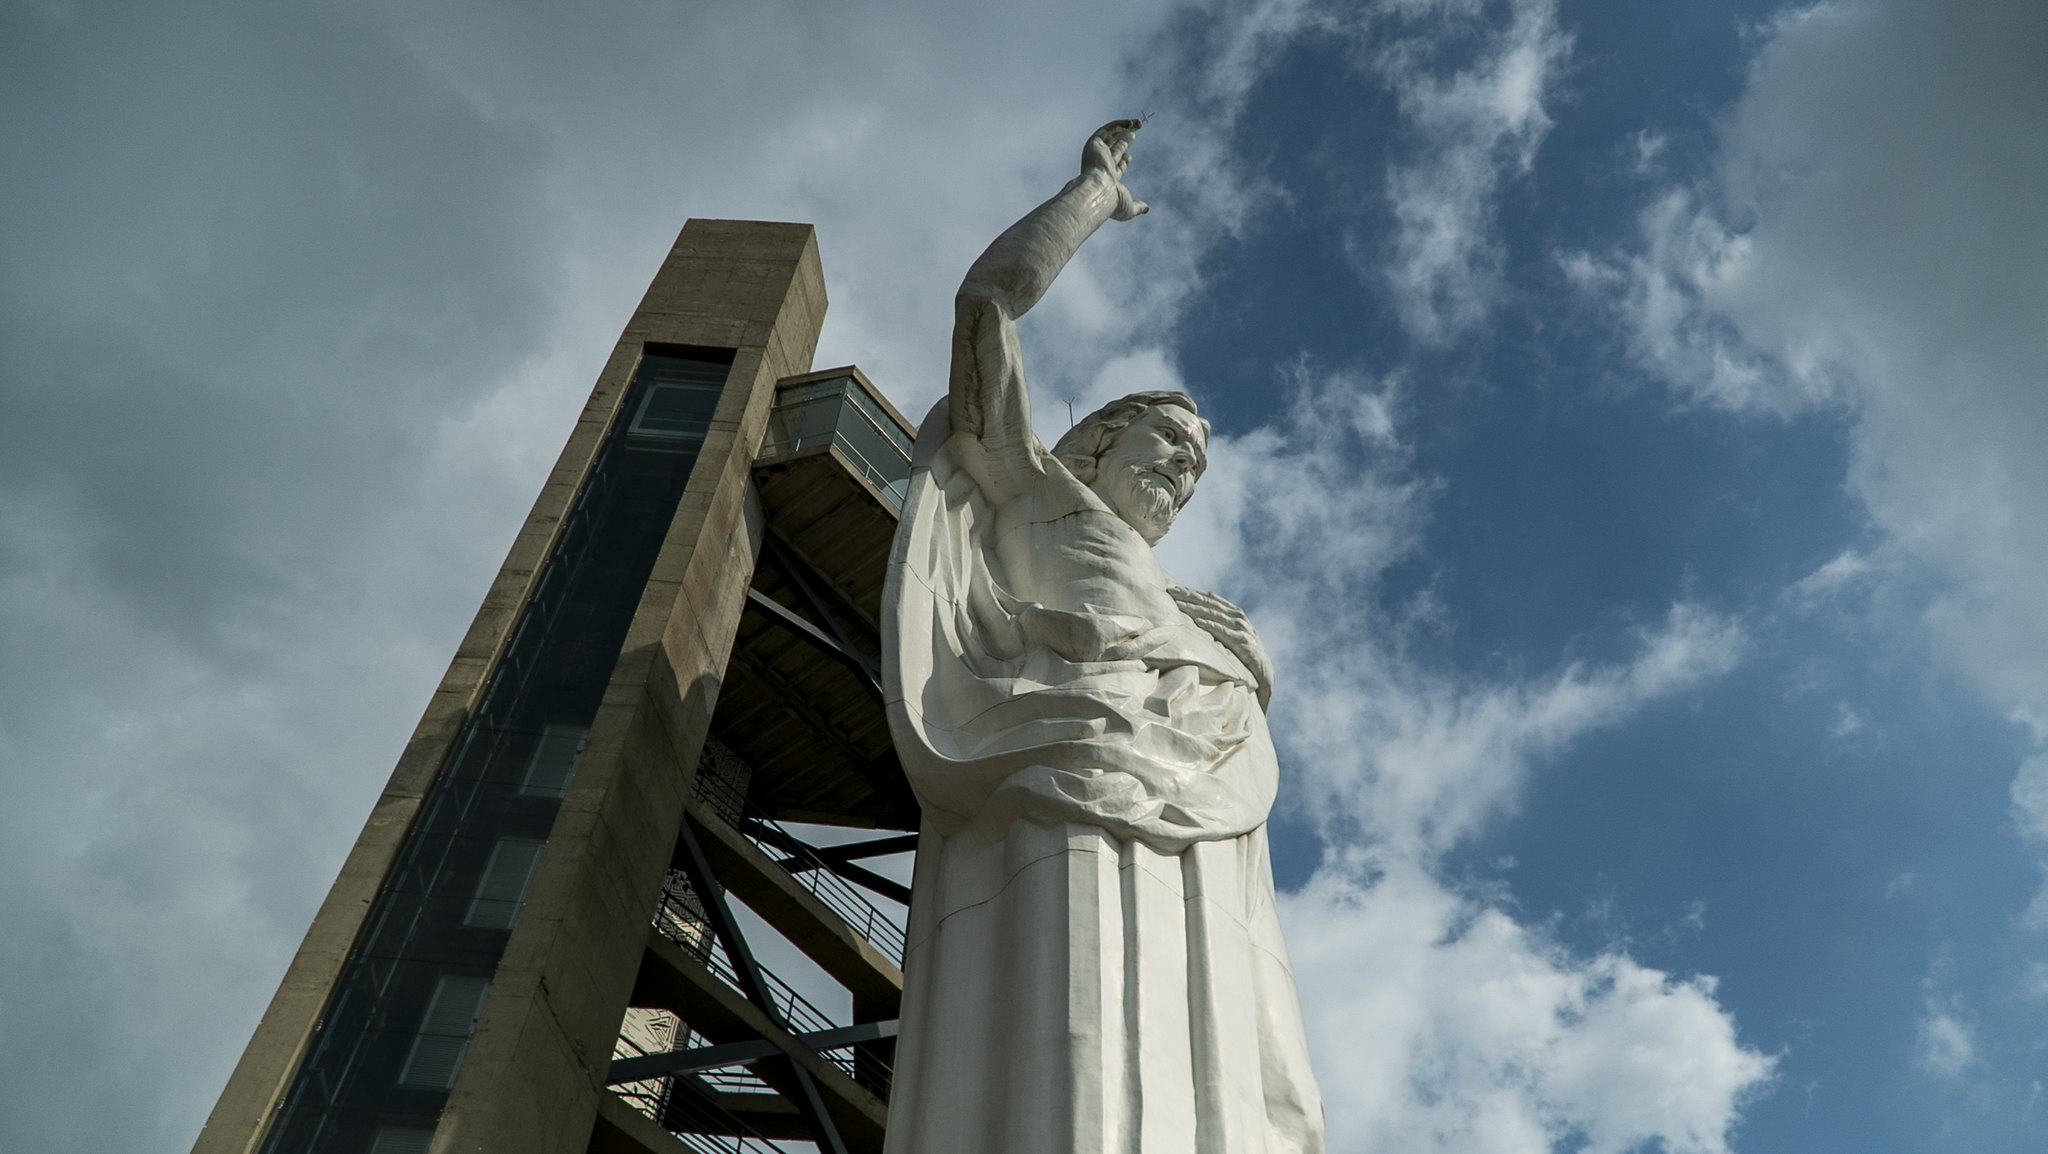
[4,1,2046,1151]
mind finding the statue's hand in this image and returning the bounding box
[1169,586,1275,711]
[1081,119,1149,222]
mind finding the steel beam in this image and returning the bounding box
[671,820,853,1154]
[608,1021,899,1085]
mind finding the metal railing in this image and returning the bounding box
[630,735,905,1148]
[651,872,893,1091]
[734,805,907,967]
[690,742,908,967]
[693,739,752,828]
[610,1028,793,1154]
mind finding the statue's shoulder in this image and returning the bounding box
[935,425,1096,517]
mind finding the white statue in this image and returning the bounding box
[881,121,1326,1153]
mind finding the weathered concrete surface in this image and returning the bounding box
[435,220,825,1154]
[189,220,825,1154]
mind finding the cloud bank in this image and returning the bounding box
[1159,360,1768,1151]
[1290,856,1771,1154]
[1574,0,2048,1030]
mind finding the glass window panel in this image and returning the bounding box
[368,1128,434,1154]
[518,722,587,798]
[463,838,545,930]
[629,381,722,441]
[762,398,835,458]
[833,401,913,491]
[779,376,852,405]
[397,975,490,1089]
[844,383,914,457]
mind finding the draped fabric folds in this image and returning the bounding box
[880,404,1326,1153]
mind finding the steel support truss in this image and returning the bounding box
[667,818,853,1154]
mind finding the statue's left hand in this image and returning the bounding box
[1081,119,1149,222]
[1169,586,1275,711]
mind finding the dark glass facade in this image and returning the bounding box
[258,347,734,1154]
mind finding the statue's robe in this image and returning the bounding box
[880,318,1326,1152]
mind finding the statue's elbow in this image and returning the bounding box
[957,260,1034,318]
[956,279,1004,313]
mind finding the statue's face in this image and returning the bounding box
[1089,403,1207,545]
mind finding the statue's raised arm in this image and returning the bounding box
[948,120,1147,483]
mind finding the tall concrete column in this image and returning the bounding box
[437,220,825,1153]
[192,220,826,1154]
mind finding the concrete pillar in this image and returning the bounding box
[191,220,826,1154]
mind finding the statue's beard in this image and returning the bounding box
[1105,463,1181,543]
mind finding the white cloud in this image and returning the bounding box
[2015,753,2048,931]
[1915,1010,1975,1079]
[1828,701,1867,739]
[1914,977,1978,1082]
[1788,548,1878,607]
[2018,883,2048,935]
[1589,0,2048,721]
[1141,0,1573,345]
[1566,188,1799,415]
[1628,129,1669,177]
[1286,855,1774,1154]
[1364,0,1571,341]
[1576,0,2048,944]
[1168,365,1745,854]
[2023,962,2048,1001]
[2013,755,2048,845]
[1154,359,1767,1148]
[1286,599,1743,855]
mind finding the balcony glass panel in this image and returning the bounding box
[759,375,913,509]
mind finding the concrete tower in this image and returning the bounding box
[195,221,918,1154]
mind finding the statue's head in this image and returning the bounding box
[1052,390,1210,545]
